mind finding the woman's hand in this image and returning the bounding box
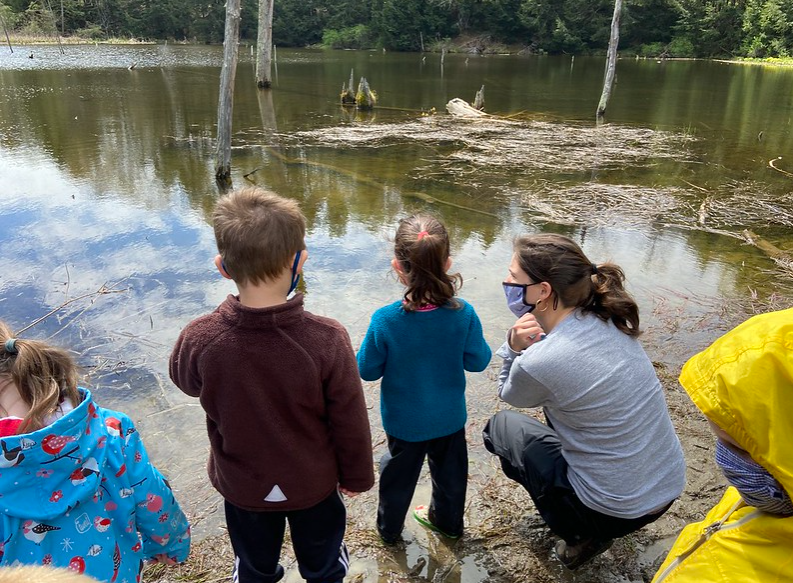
[508,313,545,352]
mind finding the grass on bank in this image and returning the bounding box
[4,33,160,45]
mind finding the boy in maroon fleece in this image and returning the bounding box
[169,186,374,583]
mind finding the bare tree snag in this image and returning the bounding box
[0,13,12,53]
[256,0,274,88]
[597,0,622,120]
[215,0,242,184]
[473,85,485,110]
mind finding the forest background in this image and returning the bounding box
[3,0,793,60]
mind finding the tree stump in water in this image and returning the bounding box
[356,77,377,110]
[340,68,355,106]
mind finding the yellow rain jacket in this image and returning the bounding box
[652,307,793,583]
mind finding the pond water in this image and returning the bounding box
[1,44,792,564]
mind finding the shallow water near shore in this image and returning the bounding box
[1,44,792,581]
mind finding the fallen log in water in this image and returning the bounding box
[742,229,793,278]
[742,229,791,262]
[446,98,489,118]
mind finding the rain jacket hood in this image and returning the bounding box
[0,390,108,520]
[0,388,190,581]
[653,308,793,583]
[679,307,793,494]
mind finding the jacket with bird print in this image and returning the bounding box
[0,388,190,582]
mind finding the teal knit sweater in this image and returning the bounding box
[357,299,492,442]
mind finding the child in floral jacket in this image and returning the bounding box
[0,321,190,582]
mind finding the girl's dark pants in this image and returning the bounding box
[483,410,672,545]
[224,490,349,583]
[378,427,467,540]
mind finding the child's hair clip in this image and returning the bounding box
[4,338,18,355]
[417,231,429,240]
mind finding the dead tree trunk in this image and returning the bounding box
[215,0,242,184]
[256,0,274,88]
[0,14,13,53]
[473,85,485,110]
[596,0,622,120]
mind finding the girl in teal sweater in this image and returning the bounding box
[357,214,491,543]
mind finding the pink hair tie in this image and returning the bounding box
[417,230,429,240]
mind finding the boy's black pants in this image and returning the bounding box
[483,410,671,545]
[224,490,349,583]
[378,427,468,539]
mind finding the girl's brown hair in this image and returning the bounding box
[513,234,641,336]
[394,214,461,311]
[0,321,81,433]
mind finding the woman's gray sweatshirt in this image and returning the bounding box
[498,310,686,519]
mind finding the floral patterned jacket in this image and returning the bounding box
[0,388,190,582]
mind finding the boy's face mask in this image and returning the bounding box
[503,282,539,318]
[715,439,793,515]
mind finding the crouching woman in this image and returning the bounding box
[483,234,686,570]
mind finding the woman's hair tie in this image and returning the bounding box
[417,230,429,240]
[4,338,18,355]
[591,263,598,275]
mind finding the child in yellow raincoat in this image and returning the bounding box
[652,307,793,583]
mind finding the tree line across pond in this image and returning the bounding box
[2,0,793,59]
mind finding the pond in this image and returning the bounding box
[1,43,792,565]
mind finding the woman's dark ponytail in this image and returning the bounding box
[588,263,640,336]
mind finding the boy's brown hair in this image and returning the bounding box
[213,186,306,286]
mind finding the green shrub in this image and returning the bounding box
[638,42,665,57]
[668,37,695,57]
[322,25,372,49]
[76,25,104,40]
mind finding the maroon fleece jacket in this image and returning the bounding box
[169,293,374,511]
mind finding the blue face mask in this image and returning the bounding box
[503,282,539,318]
[715,440,793,516]
[288,252,301,295]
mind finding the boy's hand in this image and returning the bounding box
[339,487,362,497]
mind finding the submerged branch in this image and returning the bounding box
[769,156,793,178]
[16,282,130,336]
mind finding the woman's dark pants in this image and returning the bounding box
[483,410,671,545]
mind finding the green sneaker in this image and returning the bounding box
[412,505,461,539]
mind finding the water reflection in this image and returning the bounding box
[1,49,792,554]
